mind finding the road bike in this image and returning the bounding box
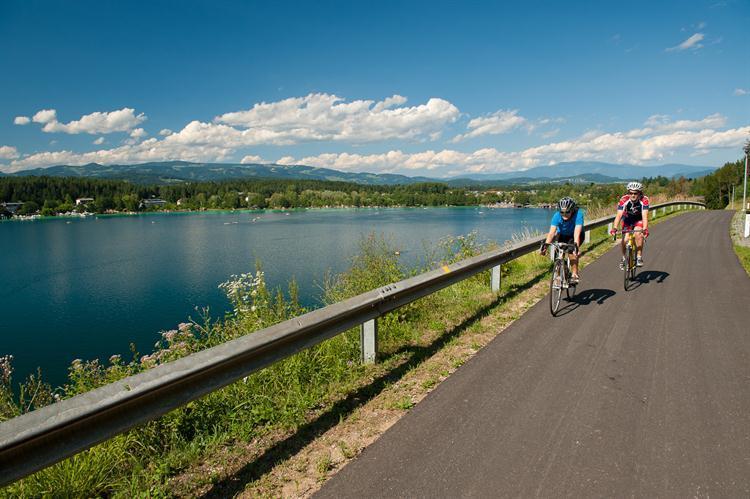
[544,241,578,316]
[616,228,643,290]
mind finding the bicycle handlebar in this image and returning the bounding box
[612,227,646,241]
[542,241,579,254]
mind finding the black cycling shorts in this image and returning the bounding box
[557,233,577,245]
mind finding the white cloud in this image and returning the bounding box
[214,93,459,144]
[159,128,173,136]
[452,109,529,142]
[2,137,234,172]
[666,33,704,52]
[29,108,147,134]
[274,118,750,176]
[629,113,727,137]
[240,155,265,164]
[14,116,30,125]
[4,107,747,178]
[33,109,57,124]
[0,146,19,160]
[93,137,105,145]
[734,88,748,96]
[129,128,147,139]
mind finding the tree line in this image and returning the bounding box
[0,177,480,215]
[689,157,746,209]
[0,174,698,218]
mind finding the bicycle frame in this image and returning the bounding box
[546,241,578,315]
[615,228,643,290]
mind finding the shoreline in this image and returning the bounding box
[1,204,554,222]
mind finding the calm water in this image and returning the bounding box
[1,207,552,387]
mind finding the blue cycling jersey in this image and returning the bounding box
[550,208,584,236]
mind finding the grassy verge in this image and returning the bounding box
[734,245,750,276]
[0,204,695,497]
[730,209,750,277]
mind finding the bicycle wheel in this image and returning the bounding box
[623,245,631,290]
[550,259,563,315]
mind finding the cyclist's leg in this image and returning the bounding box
[633,221,645,263]
[560,234,579,280]
[569,251,579,278]
[619,223,632,269]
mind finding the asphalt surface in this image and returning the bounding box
[316,210,750,498]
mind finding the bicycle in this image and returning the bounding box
[615,228,643,290]
[544,241,578,316]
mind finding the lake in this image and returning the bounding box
[1,207,553,387]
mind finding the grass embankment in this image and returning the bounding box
[0,203,696,497]
[730,209,750,277]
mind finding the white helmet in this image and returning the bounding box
[626,181,643,192]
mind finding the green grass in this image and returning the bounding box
[733,245,750,277]
[729,209,750,278]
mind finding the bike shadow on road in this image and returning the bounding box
[634,270,669,284]
[554,288,616,316]
[625,270,670,291]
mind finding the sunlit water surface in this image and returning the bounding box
[1,207,553,387]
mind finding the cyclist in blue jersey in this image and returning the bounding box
[540,197,584,284]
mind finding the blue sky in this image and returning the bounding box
[1,0,748,177]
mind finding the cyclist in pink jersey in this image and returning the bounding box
[609,181,650,269]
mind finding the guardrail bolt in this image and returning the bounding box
[360,319,378,364]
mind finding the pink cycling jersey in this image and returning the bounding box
[617,194,649,226]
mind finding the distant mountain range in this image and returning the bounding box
[4,160,716,186]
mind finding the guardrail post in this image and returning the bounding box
[360,319,378,364]
[491,265,501,292]
[584,230,591,244]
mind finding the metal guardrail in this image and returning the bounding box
[0,201,706,485]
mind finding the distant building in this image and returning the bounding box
[140,198,167,209]
[76,198,94,206]
[1,202,23,214]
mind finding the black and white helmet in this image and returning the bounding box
[558,196,576,213]
[627,181,643,192]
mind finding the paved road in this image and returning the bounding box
[316,210,750,498]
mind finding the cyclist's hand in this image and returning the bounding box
[539,242,547,256]
[643,228,649,238]
[609,228,617,236]
[574,243,580,255]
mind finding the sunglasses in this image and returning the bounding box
[560,210,572,215]
[628,191,640,195]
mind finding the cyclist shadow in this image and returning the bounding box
[555,288,616,316]
[626,270,669,291]
[634,270,670,284]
